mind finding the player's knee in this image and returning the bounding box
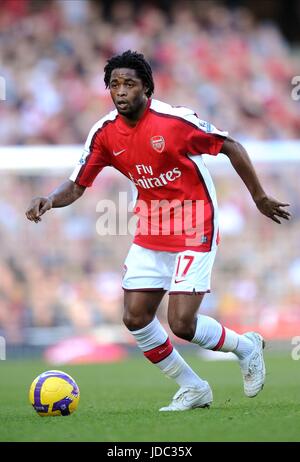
[169,318,194,341]
[123,310,151,331]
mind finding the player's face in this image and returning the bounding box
[109,68,148,118]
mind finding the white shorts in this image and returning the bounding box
[122,243,217,294]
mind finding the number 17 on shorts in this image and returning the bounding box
[169,248,217,294]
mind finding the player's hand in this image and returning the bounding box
[255,196,291,224]
[25,197,52,223]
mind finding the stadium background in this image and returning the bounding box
[0,0,299,363]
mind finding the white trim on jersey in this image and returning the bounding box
[187,154,219,249]
[69,109,118,183]
[129,179,138,207]
[150,99,228,138]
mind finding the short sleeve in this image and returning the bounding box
[69,125,110,187]
[184,114,228,156]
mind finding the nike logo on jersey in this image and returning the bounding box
[113,149,126,156]
[174,279,185,284]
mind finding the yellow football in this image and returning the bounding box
[29,370,80,417]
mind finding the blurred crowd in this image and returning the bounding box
[0,163,299,343]
[0,0,299,344]
[0,0,299,145]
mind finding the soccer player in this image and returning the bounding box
[26,50,290,411]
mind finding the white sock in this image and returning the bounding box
[233,335,255,360]
[131,317,206,388]
[191,314,253,359]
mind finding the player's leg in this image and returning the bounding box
[167,249,265,399]
[122,243,213,410]
[168,292,265,397]
[168,292,254,354]
[123,289,212,410]
[123,289,163,330]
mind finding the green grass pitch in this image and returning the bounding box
[0,352,299,442]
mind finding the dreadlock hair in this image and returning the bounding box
[104,50,154,98]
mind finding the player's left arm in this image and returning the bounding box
[221,136,291,224]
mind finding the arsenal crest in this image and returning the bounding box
[150,135,165,153]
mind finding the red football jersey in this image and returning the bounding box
[70,99,228,252]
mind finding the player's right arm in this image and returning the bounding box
[26,180,86,223]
